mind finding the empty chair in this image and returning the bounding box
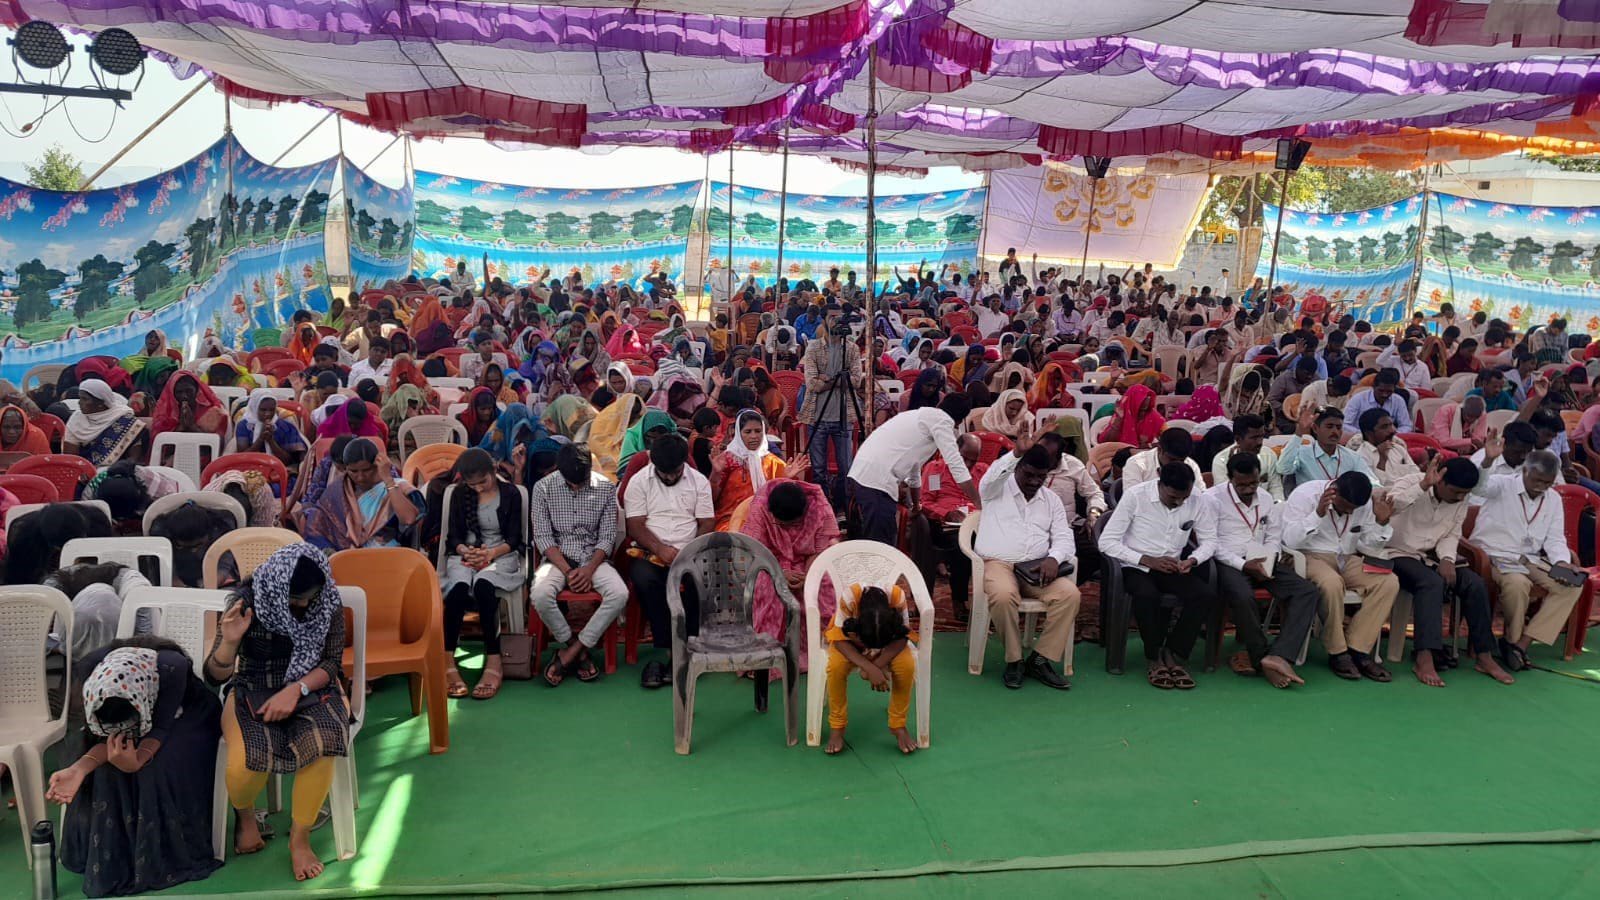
[61,536,174,586]
[0,473,59,507]
[21,363,66,395]
[0,585,73,867]
[150,432,222,491]
[9,454,97,501]
[667,532,800,755]
[397,415,470,462]
[143,491,247,535]
[802,541,934,749]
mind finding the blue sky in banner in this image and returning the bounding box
[412,172,699,287]
[1256,196,1422,326]
[706,181,986,288]
[0,138,333,381]
[344,162,414,294]
[1419,191,1600,334]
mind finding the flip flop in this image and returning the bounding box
[575,655,601,683]
[542,657,567,688]
[1168,665,1197,690]
[1147,665,1175,689]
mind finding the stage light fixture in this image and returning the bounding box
[1274,138,1312,172]
[13,21,69,70]
[90,28,144,76]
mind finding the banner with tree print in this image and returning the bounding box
[344,162,414,294]
[1255,196,1423,327]
[0,137,333,383]
[1416,192,1600,334]
[705,182,987,290]
[412,173,698,290]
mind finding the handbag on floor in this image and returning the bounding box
[499,633,535,680]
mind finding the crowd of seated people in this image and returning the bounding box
[5,255,1600,893]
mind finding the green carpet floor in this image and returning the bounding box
[8,633,1600,898]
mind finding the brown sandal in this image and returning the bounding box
[473,667,503,700]
[542,657,567,688]
[445,667,470,699]
[1168,664,1197,690]
[1147,665,1175,689]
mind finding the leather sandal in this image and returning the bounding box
[445,667,470,699]
[472,667,503,700]
[1147,665,1175,689]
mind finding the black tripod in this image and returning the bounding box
[805,337,864,513]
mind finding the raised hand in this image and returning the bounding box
[220,602,253,644]
[1483,427,1504,463]
[1316,483,1339,518]
[1421,454,1445,490]
[1371,491,1395,524]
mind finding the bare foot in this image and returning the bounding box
[890,726,917,755]
[234,809,265,855]
[1474,653,1516,685]
[1412,651,1446,688]
[289,826,324,881]
[825,728,847,755]
[1259,655,1303,689]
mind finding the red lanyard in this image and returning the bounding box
[1229,487,1260,534]
[1332,512,1351,539]
[1520,495,1546,526]
[1314,448,1339,480]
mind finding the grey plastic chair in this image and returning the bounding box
[667,532,799,755]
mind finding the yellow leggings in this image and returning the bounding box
[826,645,915,730]
[222,694,335,829]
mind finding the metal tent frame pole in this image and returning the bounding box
[776,126,789,297]
[862,43,878,434]
[82,79,210,189]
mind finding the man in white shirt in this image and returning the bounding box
[1381,458,1511,687]
[1209,414,1282,501]
[1467,422,1563,490]
[1377,339,1433,391]
[1204,453,1319,688]
[974,438,1079,690]
[459,334,510,383]
[1280,473,1397,681]
[345,336,393,389]
[1350,407,1420,488]
[623,433,715,690]
[1341,369,1414,435]
[1035,431,1107,569]
[974,294,1010,338]
[1471,443,1582,672]
[846,395,980,546]
[1121,428,1205,490]
[1098,462,1218,688]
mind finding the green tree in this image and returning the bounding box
[1509,236,1544,271]
[544,211,579,239]
[588,211,622,239]
[786,218,818,240]
[873,219,899,240]
[824,219,858,241]
[1304,235,1329,263]
[705,208,731,234]
[629,209,662,238]
[235,199,255,240]
[218,194,237,247]
[1382,231,1405,261]
[669,204,695,235]
[501,210,536,241]
[1201,167,1420,231]
[131,240,177,301]
[904,217,937,241]
[1357,235,1379,264]
[1530,153,1600,173]
[398,221,413,250]
[13,258,66,327]
[251,198,274,236]
[1429,225,1466,259]
[24,145,84,191]
[74,254,124,318]
[744,211,778,237]
[273,195,297,234]
[299,189,329,228]
[1279,232,1303,259]
[1467,231,1505,266]
[944,214,978,240]
[1550,239,1583,276]
[1331,237,1355,265]
[416,199,451,229]
[378,218,400,252]
[355,209,376,245]
[457,205,492,234]
[183,217,215,277]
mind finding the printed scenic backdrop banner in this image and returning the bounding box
[0,138,333,382]
[412,173,698,289]
[706,182,987,289]
[343,162,414,294]
[1416,192,1600,334]
[1255,196,1423,327]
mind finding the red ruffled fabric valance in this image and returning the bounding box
[796,103,857,135]
[365,86,587,142]
[1038,124,1246,159]
[921,20,993,73]
[765,0,868,58]
[875,59,972,93]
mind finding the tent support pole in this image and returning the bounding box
[1264,168,1291,299]
[1409,164,1432,325]
[776,126,789,297]
[267,110,336,167]
[863,42,878,434]
[726,147,735,290]
[82,79,209,189]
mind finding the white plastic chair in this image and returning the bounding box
[875,380,904,403]
[1036,407,1092,448]
[115,585,229,667]
[436,484,529,634]
[1086,415,1113,447]
[60,536,174,586]
[150,432,221,490]
[0,586,73,867]
[21,364,66,395]
[445,402,467,420]
[1485,409,1518,434]
[427,377,474,391]
[397,415,470,463]
[212,386,249,416]
[249,387,295,405]
[143,491,248,535]
[1083,370,1114,388]
[1414,398,1447,434]
[802,541,933,749]
[4,500,113,535]
[145,464,198,493]
[1153,347,1186,380]
[958,511,1075,678]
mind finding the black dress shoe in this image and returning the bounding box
[1025,653,1071,690]
[640,660,665,690]
[1002,661,1024,689]
[1351,652,1392,683]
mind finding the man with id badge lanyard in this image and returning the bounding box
[1276,406,1374,495]
[1202,453,1321,689]
[1281,472,1397,681]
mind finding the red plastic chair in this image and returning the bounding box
[1397,432,1454,465]
[0,473,59,505]
[530,591,621,675]
[276,400,310,432]
[971,431,1014,467]
[1555,484,1600,660]
[263,359,304,383]
[315,325,339,338]
[770,370,804,412]
[9,454,97,500]
[246,347,293,372]
[203,452,291,500]
[31,413,66,452]
[950,325,981,344]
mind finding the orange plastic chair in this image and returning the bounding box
[402,443,465,488]
[330,548,449,754]
[263,359,304,383]
[203,452,291,500]
[246,347,294,372]
[31,413,66,452]
[1555,485,1599,660]
[0,473,59,505]
[10,454,97,500]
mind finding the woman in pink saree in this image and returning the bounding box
[740,478,839,674]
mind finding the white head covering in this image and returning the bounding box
[65,379,130,444]
[723,409,771,492]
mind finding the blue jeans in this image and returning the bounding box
[809,420,853,511]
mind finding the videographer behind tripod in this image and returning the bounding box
[800,307,864,513]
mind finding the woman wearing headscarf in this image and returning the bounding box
[0,403,50,455]
[988,351,1035,394]
[386,354,430,397]
[457,386,499,445]
[604,360,635,397]
[236,394,308,470]
[47,637,223,896]
[411,296,455,357]
[150,370,229,439]
[287,322,320,366]
[205,467,283,527]
[653,338,704,388]
[711,410,787,531]
[1222,364,1272,420]
[479,362,522,406]
[120,329,172,376]
[316,396,383,441]
[204,544,348,880]
[616,408,676,482]
[1103,382,1165,449]
[132,355,180,399]
[1028,361,1072,411]
[740,478,839,674]
[589,391,643,481]
[1169,385,1227,423]
[65,378,146,466]
[304,439,422,551]
[605,324,649,359]
[577,326,611,375]
[479,402,543,474]
[980,388,1034,438]
[542,393,596,441]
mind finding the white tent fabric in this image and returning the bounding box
[983,166,1210,269]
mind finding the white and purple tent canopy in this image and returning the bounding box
[13,0,1600,169]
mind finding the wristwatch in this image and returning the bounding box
[297,680,310,697]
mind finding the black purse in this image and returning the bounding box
[1014,557,1071,587]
